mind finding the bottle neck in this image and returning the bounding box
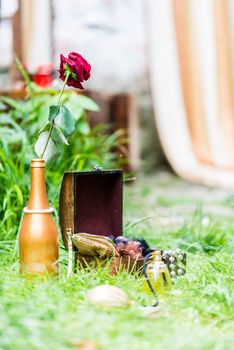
[27,160,50,210]
[152,250,162,262]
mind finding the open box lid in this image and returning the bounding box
[59,170,123,249]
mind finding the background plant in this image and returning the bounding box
[0,74,126,251]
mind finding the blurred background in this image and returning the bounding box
[1,3,234,349]
[1,0,234,188]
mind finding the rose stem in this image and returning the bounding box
[40,71,70,159]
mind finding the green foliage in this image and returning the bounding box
[175,219,228,253]
[0,84,125,244]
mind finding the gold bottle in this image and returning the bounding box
[144,251,172,295]
[19,159,59,275]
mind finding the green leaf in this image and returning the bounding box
[15,55,35,103]
[54,105,75,136]
[0,101,6,109]
[0,114,23,131]
[68,93,99,112]
[77,118,90,135]
[30,82,58,95]
[37,122,50,135]
[48,105,60,121]
[74,107,85,121]
[0,96,25,112]
[13,184,24,205]
[0,127,26,145]
[15,55,32,90]
[34,130,61,164]
[52,125,69,145]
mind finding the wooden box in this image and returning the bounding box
[59,170,127,271]
[59,171,186,275]
[75,254,144,275]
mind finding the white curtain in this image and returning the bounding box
[148,0,234,189]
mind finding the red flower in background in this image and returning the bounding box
[34,64,53,87]
[58,52,91,89]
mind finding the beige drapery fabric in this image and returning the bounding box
[148,0,234,188]
[21,0,52,73]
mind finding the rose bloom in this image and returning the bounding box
[58,52,91,89]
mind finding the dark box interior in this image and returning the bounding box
[74,171,123,237]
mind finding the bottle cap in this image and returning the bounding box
[31,159,45,168]
[155,250,162,261]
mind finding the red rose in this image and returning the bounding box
[58,52,91,89]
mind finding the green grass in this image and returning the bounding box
[0,174,234,350]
